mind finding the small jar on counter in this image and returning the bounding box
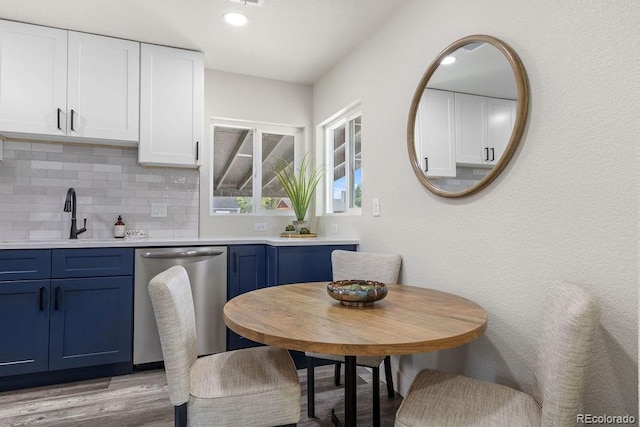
[114,215,126,238]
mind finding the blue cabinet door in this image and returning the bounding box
[227,245,265,350]
[227,245,266,297]
[48,276,133,370]
[0,280,50,376]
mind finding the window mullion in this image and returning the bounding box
[326,127,334,214]
[344,120,352,210]
[253,129,261,214]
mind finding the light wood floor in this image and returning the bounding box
[0,365,402,426]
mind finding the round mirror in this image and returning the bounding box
[407,35,529,198]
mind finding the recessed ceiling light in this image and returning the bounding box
[441,56,456,65]
[223,11,249,26]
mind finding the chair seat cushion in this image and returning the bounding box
[395,369,542,427]
[188,346,300,426]
[305,352,385,368]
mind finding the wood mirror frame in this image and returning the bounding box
[407,35,529,198]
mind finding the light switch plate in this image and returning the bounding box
[151,202,167,218]
[254,222,267,232]
[373,198,380,217]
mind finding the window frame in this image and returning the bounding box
[209,118,303,216]
[322,105,362,216]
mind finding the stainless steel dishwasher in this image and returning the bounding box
[134,246,227,365]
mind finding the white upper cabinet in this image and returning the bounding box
[139,44,203,167]
[487,97,517,165]
[0,20,67,136]
[455,92,516,166]
[67,32,139,142]
[0,20,139,145]
[415,89,456,177]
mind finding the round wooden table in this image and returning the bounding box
[223,282,488,426]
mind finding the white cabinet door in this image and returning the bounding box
[487,97,516,165]
[139,44,203,167]
[456,93,516,166]
[455,93,487,165]
[415,89,456,177]
[0,20,67,136]
[67,32,139,142]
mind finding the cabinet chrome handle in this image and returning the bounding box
[424,157,428,173]
[57,108,62,130]
[490,147,495,161]
[39,287,45,311]
[484,147,489,161]
[70,109,75,132]
[196,141,199,161]
[54,286,60,310]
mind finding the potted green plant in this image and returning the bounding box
[272,153,325,232]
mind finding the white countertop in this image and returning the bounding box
[0,236,359,250]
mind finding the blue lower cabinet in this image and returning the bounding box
[0,280,50,377]
[49,276,133,370]
[265,244,357,368]
[0,248,134,390]
[227,245,266,351]
[267,244,357,286]
[226,244,357,368]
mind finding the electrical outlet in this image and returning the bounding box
[331,224,339,234]
[373,198,381,217]
[151,202,167,218]
[254,222,267,232]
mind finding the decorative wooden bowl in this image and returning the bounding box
[326,280,388,307]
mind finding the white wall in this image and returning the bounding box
[314,0,638,418]
[199,70,313,237]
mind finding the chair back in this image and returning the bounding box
[148,265,198,406]
[533,282,599,427]
[331,250,401,284]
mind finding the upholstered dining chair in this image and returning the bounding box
[149,265,300,427]
[395,282,599,427]
[306,250,402,426]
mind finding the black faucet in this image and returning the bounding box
[63,188,87,239]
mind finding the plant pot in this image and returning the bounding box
[292,220,309,233]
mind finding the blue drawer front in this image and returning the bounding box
[52,248,133,278]
[0,250,51,281]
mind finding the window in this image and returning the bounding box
[210,120,302,215]
[324,109,362,214]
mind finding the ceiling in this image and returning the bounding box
[0,0,407,84]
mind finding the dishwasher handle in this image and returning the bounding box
[140,250,224,259]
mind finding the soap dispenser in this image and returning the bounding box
[114,215,125,238]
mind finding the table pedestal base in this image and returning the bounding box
[331,356,357,427]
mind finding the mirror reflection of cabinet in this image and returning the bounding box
[455,93,516,166]
[415,89,456,177]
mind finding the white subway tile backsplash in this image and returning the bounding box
[29,230,62,240]
[136,174,162,183]
[31,160,63,170]
[32,143,63,153]
[0,141,199,240]
[30,212,62,221]
[5,141,30,150]
[93,164,122,173]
